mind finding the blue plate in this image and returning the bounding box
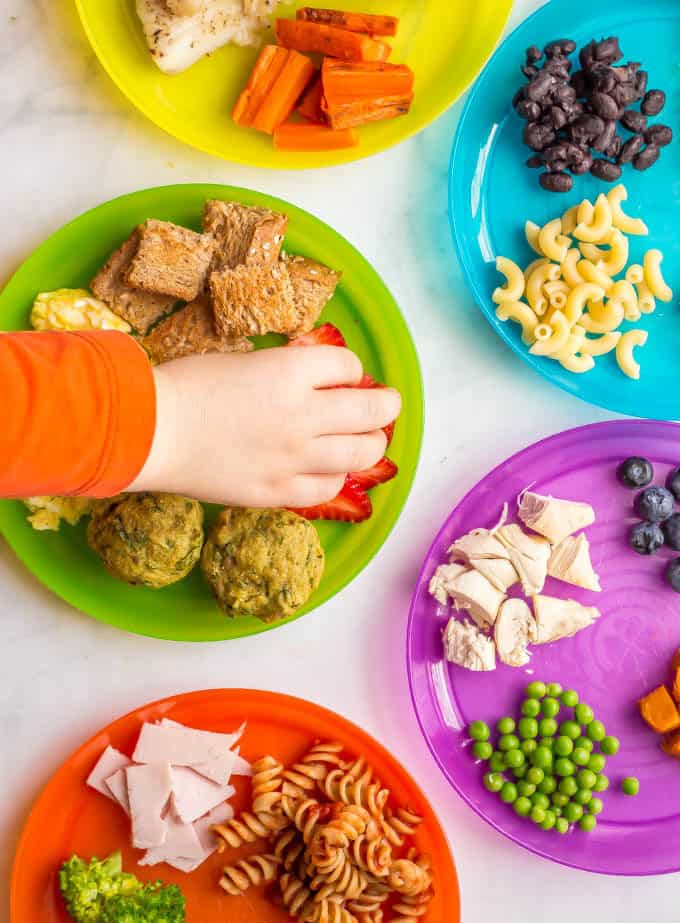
[449,0,680,420]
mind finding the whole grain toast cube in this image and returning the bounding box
[142,297,253,365]
[210,263,299,337]
[91,229,176,334]
[125,219,215,302]
[285,254,341,335]
[203,200,288,272]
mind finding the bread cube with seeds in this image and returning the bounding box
[143,296,253,365]
[203,200,288,271]
[210,262,299,337]
[285,254,341,335]
[125,219,215,302]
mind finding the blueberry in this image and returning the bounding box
[618,457,654,489]
[635,486,675,522]
[666,559,680,593]
[662,514,680,551]
[629,521,664,555]
[667,467,680,501]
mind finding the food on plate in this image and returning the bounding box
[135,0,280,75]
[125,220,216,302]
[469,681,624,833]
[201,507,324,621]
[493,186,673,379]
[274,122,359,151]
[635,485,674,522]
[59,852,186,922]
[431,495,602,671]
[142,297,253,364]
[512,36,672,191]
[296,8,398,36]
[621,776,640,796]
[31,289,132,333]
[276,18,391,62]
[321,58,415,130]
[210,739,434,921]
[203,199,288,271]
[629,521,664,555]
[232,46,317,134]
[618,455,654,488]
[23,495,93,532]
[666,559,680,592]
[639,684,680,734]
[87,493,204,588]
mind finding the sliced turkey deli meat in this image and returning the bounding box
[171,765,236,824]
[126,763,173,849]
[155,803,235,872]
[138,811,204,867]
[133,720,243,766]
[518,492,596,545]
[105,767,131,816]
[86,746,131,799]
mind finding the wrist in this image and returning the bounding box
[127,363,180,493]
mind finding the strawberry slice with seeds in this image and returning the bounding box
[351,457,398,490]
[291,476,372,523]
[287,323,347,348]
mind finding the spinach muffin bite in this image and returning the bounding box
[87,493,204,588]
[201,507,324,622]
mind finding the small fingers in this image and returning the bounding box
[303,431,387,476]
[285,474,346,509]
[299,346,364,389]
[314,386,401,436]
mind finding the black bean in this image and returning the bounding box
[526,45,543,63]
[592,119,617,153]
[618,134,644,163]
[635,70,648,97]
[540,170,573,192]
[517,99,542,120]
[620,109,647,133]
[605,134,622,159]
[611,62,640,84]
[526,71,555,101]
[614,82,641,107]
[563,141,586,163]
[526,155,543,168]
[645,124,673,147]
[579,41,596,71]
[522,64,539,79]
[523,121,556,151]
[641,90,666,115]
[545,39,576,57]
[549,106,568,129]
[593,37,622,65]
[592,68,617,94]
[543,141,566,162]
[548,158,569,172]
[570,153,593,175]
[633,144,660,171]
[553,83,576,105]
[570,69,589,97]
[590,158,622,182]
[589,91,623,121]
[569,113,605,143]
[545,57,571,78]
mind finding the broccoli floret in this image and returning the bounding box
[99,882,186,923]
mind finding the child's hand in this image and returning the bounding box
[129,346,401,507]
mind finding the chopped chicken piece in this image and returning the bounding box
[518,491,595,545]
[533,595,600,644]
[443,618,496,671]
[548,534,601,592]
[105,768,131,816]
[171,765,235,824]
[428,562,468,606]
[86,746,131,800]
[448,529,519,592]
[443,568,506,629]
[494,598,537,667]
[497,523,551,597]
[127,763,173,849]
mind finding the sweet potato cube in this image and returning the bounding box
[639,685,680,734]
[662,728,680,758]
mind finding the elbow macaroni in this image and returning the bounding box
[574,194,612,244]
[538,218,570,263]
[643,249,673,302]
[493,256,525,304]
[616,329,648,380]
[607,185,649,236]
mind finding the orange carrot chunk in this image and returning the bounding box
[323,93,413,129]
[297,75,326,123]
[232,45,289,127]
[249,50,316,134]
[276,18,390,62]
[273,122,359,151]
[322,58,414,99]
[662,728,680,758]
[639,685,680,734]
[296,7,399,37]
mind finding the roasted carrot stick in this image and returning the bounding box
[233,45,289,127]
[251,51,316,134]
[321,58,414,100]
[273,122,359,151]
[297,76,326,123]
[276,18,390,62]
[296,7,399,37]
[323,93,413,129]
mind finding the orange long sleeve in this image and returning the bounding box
[0,331,156,498]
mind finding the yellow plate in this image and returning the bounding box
[75,0,513,168]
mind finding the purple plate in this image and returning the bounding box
[407,420,680,875]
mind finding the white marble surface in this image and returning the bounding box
[0,0,676,919]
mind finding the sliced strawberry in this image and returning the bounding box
[287,323,346,348]
[357,373,397,447]
[291,476,372,523]
[351,457,398,490]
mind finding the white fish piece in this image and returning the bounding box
[138,811,204,867]
[444,568,506,629]
[127,763,173,849]
[164,0,205,14]
[548,533,601,592]
[135,0,271,75]
[496,524,551,597]
[171,765,235,824]
[428,562,468,606]
[87,746,131,800]
[518,491,595,545]
[448,530,519,592]
[105,768,131,816]
[443,618,496,671]
[494,598,537,668]
[533,595,600,644]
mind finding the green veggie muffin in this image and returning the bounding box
[87,493,204,588]
[201,508,325,622]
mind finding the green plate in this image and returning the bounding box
[75,0,513,169]
[0,184,423,641]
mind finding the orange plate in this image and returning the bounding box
[11,689,460,922]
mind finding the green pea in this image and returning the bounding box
[600,736,620,756]
[540,809,556,830]
[526,767,544,786]
[564,802,583,823]
[555,817,570,834]
[483,772,504,793]
[621,777,640,796]
[498,734,520,752]
[521,739,538,757]
[496,717,516,735]
[555,757,575,777]
[518,717,539,739]
[574,736,594,753]
[547,682,563,697]
[572,747,590,767]
[473,741,493,761]
[579,814,597,832]
[587,720,606,742]
[538,776,557,795]
[538,718,558,738]
[594,774,609,793]
[513,764,528,779]
[531,746,553,770]
[498,782,517,803]
[504,748,525,769]
[552,792,569,808]
[589,797,604,815]
[530,805,546,824]
[538,737,555,749]
[468,721,491,741]
[521,698,541,718]
[559,720,581,740]
[517,780,536,797]
[577,769,597,790]
[541,697,561,719]
[574,703,594,726]
[573,788,593,806]
[531,792,550,810]
[514,796,532,817]
[553,806,562,817]
[558,777,578,797]
[587,753,606,774]
[560,689,579,708]
[489,752,506,773]
[553,736,573,757]
[526,681,547,699]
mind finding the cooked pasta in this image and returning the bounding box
[252,755,285,815]
[577,259,614,293]
[616,329,648,380]
[219,854,280,895]
[538,218,570,262]
[561,248,586,288]
[636,280,656,315]
[607,184,648,236]
[492,256,525,304]
[495,301,538,345]
[381,808,424,847]
[529,310,570,357]
[525,220,542,255]
[282,741,347,799]
[212,808,289,851]
[643,249,673,302]
[574,193,612,243]
[579,331,621,357]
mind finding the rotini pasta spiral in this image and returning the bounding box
[274,826,306,871]
[212,808,289,852]
[387,857,432,897]
[390,887,434,922]
[252,755,285,815]
[380,808,423,848]
[303,899,359,923]
[346,881,390,914]
[350,834,392,878]
[321,768,389,819]
[282,795,328,844]
[309,857,368,902]
[282,741,348,799]
[280,872,314,917]
[219,854,280,895]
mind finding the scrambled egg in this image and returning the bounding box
[31,289,131,333]
[24,496,93,532]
